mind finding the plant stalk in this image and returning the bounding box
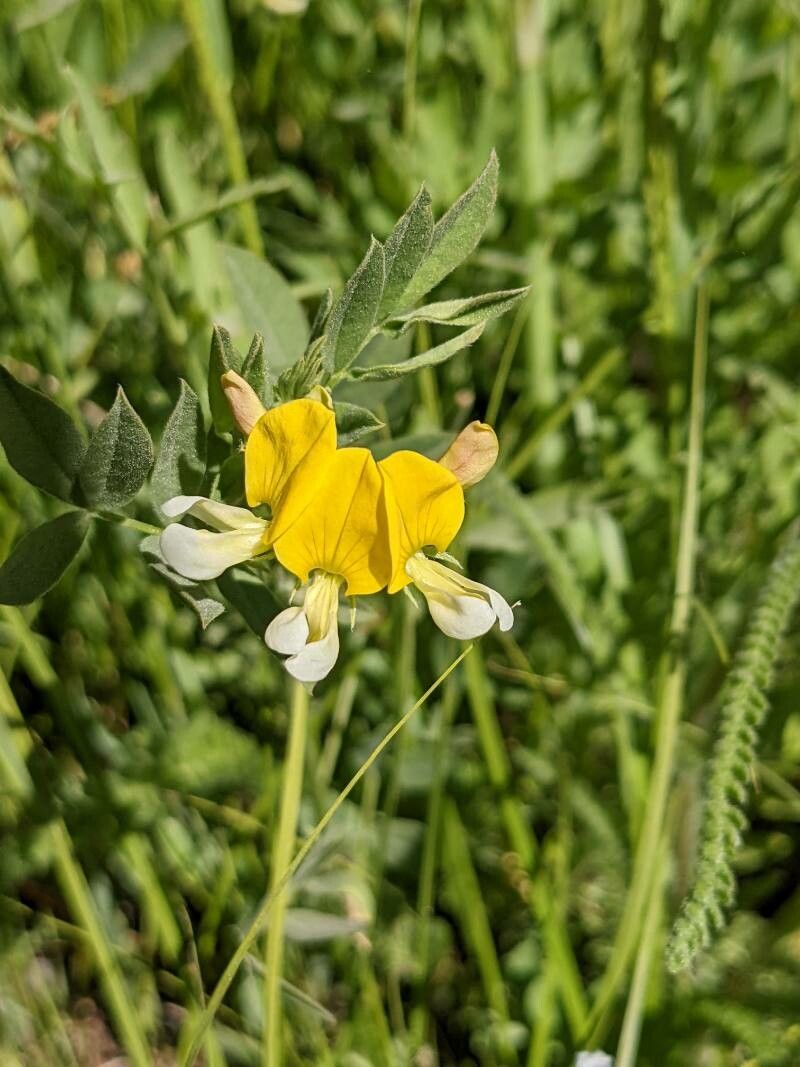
[263,679,310,1067]
[584,283,709,1044]
[180,645,473,1067]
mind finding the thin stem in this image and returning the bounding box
[179,0,264,256]
[51,821,154,1067]
[179,644,474,1067]
[403,0,424,143]
[486,300,529,427]
[96,512,160,536]
[264,680,309,1067]
[584,284,709,1045]
[615,836,667,1067]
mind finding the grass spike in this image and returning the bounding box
[667,531,800,972]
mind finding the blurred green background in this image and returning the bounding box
[3,0,800,1064]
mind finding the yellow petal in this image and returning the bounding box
[379,450,464,593]
[272,448,391,596]
[438,421,498,487]
[245,398,336,539]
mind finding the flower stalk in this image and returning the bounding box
[263,679,310,1067]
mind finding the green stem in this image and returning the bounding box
[584,284,709,1045]
[96,512,160,536]
[51,821,154,1067]
[486,300,529,427]
[179,0,264,256]
[464,645,588,1039]
[517,1,555,412]
[615,836,667,1067]
[264,680,309,1067]
[409,678,459,1051]
[402,0,424,143]
[180,645,473,1067]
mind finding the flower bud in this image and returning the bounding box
[221,370,266,435]
[438,421,499,487]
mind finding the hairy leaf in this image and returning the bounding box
[399,151,499,307]
[151,380,206,507]
[241,332,273,405]
[309,288,333,344]
[79,388,154,509]
[0,511,90,605]
[323,237,386,373]
[208,324,242,433]
[0,365,86,502]
[378,186,434,318]
[349,323,485,382]
[388,287,529,332]
[334,402,384,445]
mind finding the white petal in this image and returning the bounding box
[265,606,309,655]
[426,589,497,640]
[160,524,266,581]
[406,555,515,639]
[161,495,264,532]
[283,623,340,683]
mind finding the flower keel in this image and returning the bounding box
[266,571,343,682]
[405,552,514,639]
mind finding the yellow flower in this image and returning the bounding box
[160,398,335,581]
[265,447,391,682]
[379,439,514,639]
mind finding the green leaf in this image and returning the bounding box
[208,324,242,433]
[0,511,90,605]
[110,22,189,101]
[151,380,206,507]
[217,568,280,636]
[323,237,386,373]
[309,288,333,344]
[79,388,154,509]
[15,0,80,31]
[399,151,499,307]
[65,67,149,250]
[388,287,529,332]
[378,186,434,319]
[0,365,86,502]
[241,332,274,405]
[140,535,225,630]
[349,323,485,382]
[222,244,308,371]
[334,402,384,446]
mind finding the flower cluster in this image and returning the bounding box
[160,376,513,683]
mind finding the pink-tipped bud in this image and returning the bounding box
[221,370,266,435]
[438,421,499,487]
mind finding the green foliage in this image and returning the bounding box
[0,366,86,503]
[150,380,206,507]
[241,332,273,406]
[378,185,434,318]
[208,323,242,433]
[222,244,308,370]
[350,322,485,381]
[334,401,384,445]
[667,533,800,973]
[2,2,800,1065]
[399,150,498,307]
[0,511,90,604]
[79,388,154,509]
[323,236,386,373]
